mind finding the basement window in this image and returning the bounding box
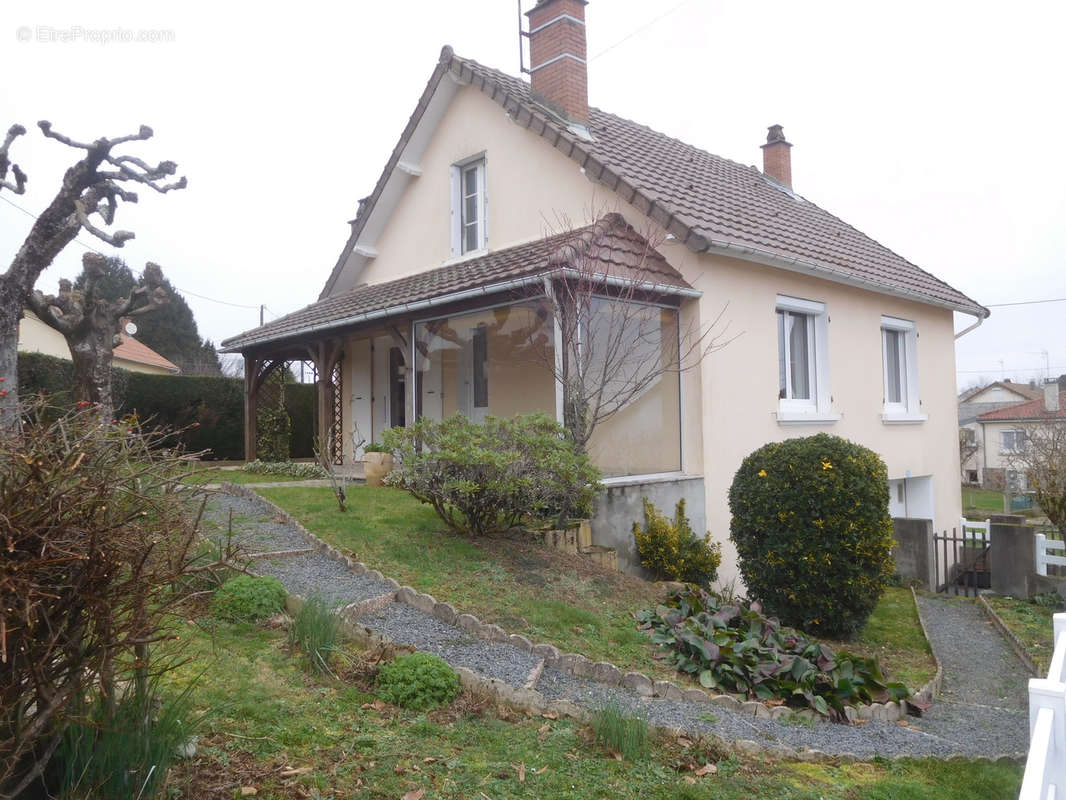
[451,156,486,256]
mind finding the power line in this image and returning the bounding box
[986,297,1066,308]
[957,365,1066,374]
[0,193,260,310]
[590,0,695,60]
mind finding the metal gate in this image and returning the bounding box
[933,524,991,597]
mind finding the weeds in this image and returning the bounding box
[592,703,649,761]
[289,594,342,676]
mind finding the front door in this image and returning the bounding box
[350,338,372,459]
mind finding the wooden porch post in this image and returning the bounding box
[315,341,332,456]
[243,354,259,460]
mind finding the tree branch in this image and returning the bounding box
[0,123,27,194]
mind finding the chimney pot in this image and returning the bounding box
[1045,381,1060,413]
[526,0,589,122]
[761,124,793,188]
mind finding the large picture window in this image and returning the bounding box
[415,301,554,424]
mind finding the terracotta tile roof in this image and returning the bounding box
[958,380,1044,403]
[114,333,180,373]
[438,51,985,318]
[222,214,688,351]
[977,392,1066,421]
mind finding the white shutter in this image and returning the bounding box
[449,165,460,257]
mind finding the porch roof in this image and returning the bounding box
[221,214,695,353]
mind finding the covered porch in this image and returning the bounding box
[222,215,707,570]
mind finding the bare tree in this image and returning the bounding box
[959,427,979,478]
[1006,422,1066,534]
[28,253,168,420]
[524,212,731,452]
[0,122,186,426]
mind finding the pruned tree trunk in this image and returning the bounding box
[0,121,185,428]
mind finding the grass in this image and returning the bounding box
[592,703,650,760]
[184,467,307,485]
[162,615,1023,799]
[262,486,936,691]
[985,594,1062,673]
[961,484,1043,520]
[289,594,342,676]
[825,586,938,691]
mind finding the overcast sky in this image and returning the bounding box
[2,0,1064,388]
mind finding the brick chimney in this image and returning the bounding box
[1045,381,1060,413]
[761,124,793,188]
[526,0,589,122]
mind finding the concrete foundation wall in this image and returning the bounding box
[990,514,1032,598]
[589,474,706,577]
[892,518,935,590]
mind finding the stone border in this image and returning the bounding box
[222,483,908,724]
[976,593,1043,678]
[908,586,944,707]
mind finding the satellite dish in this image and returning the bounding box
[124,321,138,336]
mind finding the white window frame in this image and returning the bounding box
[450,155,487,257]
[1002,429,1027,454]
[880,316,925,423]
[775,295,837,424]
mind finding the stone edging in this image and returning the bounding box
[976,593,1043,678]
[908,586,944,707]
[221,484,908,725]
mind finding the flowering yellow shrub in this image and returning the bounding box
[633,498,721,586]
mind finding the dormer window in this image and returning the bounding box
[451,156,486,256]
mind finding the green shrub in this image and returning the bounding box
[242,459,327,479]
[592,703,649,761]
[376,652,460,710]
[363,441,390,454]
[211,575,287,622]
[636,585,909,719]
[384,413,602,536]
[256,370,291,462]
[289,594,342,675]
[728,434,895,639]
[633,498,721,586]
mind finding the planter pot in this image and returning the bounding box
[363,451,393,487]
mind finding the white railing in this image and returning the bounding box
[961,517,990,540]
[1020,613,1066,800]
[1035,533,1066,577]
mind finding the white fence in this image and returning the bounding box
[1020,613,1066,800]
[1035,533,1066,577]
[961,517,990,540]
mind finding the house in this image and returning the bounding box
[958,380,1043,485]
[221,0,987,583]
[972,383,1066,490]
[19,310,180,375]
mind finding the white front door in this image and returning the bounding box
[350,338,372,460]
[372,335,391,441]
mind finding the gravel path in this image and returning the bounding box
[205,492,1031,759]
[909,594,1030,757]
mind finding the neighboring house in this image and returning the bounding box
[18,310,180,375]
[958,380,1043,485]
[973,384,1066,490]
[221,0,987,582]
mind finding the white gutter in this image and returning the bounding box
[954,314,985,340]
[696,238,988,319]
[222,269,700,352]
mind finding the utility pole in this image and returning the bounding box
[260,304,264,326]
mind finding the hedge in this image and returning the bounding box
[17,352,314,460]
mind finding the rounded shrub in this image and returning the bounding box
[727,433,894,639]
[377,652,460,710]
[211,575,288,622]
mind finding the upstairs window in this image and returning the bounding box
[451,157,486,256]
[1001,429,1027,454]
[881,316,923,422]
[775,295,835,422]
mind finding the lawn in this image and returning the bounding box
[962,486,1008,517]
[184,467,307,485]
[985,594,1062,673]
[259,486,936,690]
[162,615,1022,799]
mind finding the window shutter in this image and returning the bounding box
[449,165,460,256]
